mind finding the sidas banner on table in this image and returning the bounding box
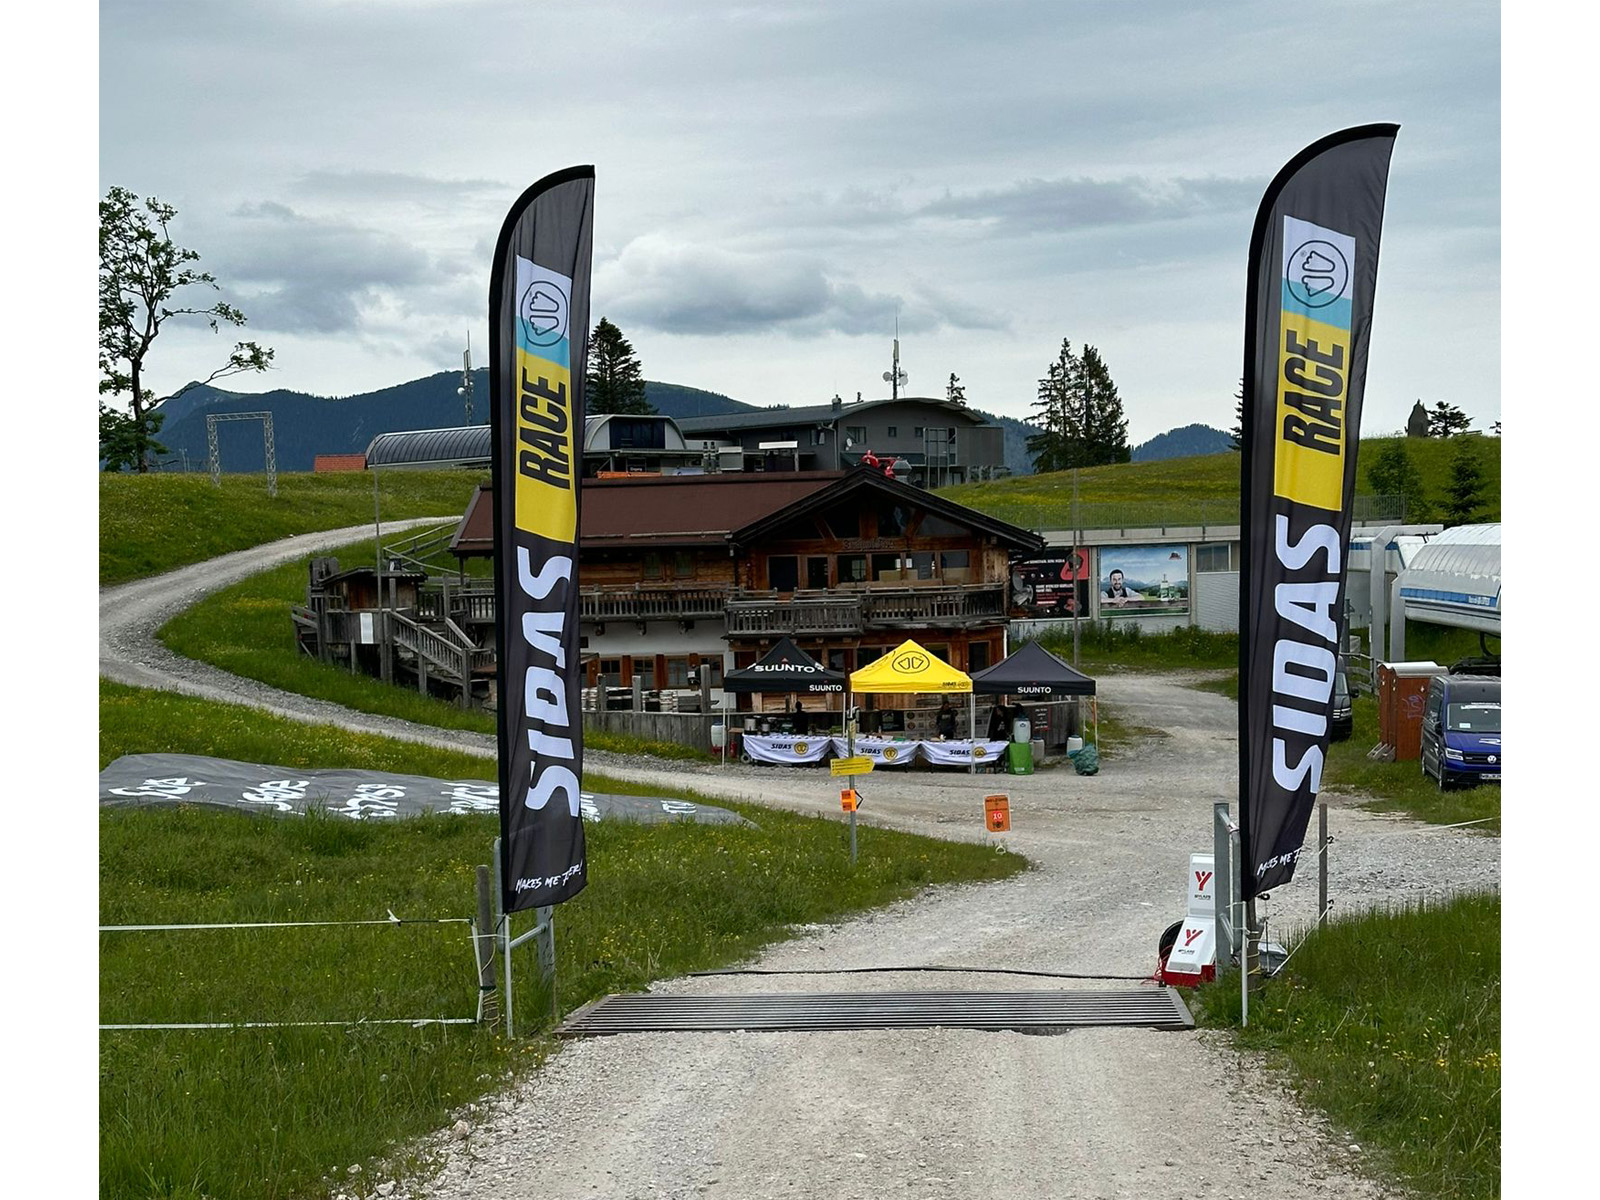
[1239,126,1397,900]
[489,166,594,912]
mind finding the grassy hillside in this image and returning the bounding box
[938,434,1501,530]
[100,469,489,586]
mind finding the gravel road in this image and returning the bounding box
[101,526,1501,1199]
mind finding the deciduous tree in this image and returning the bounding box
[99,186,273,471]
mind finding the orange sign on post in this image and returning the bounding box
[984,794,1010,832]
[840,789,859,812]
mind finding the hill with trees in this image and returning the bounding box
[1131,423,1231,462]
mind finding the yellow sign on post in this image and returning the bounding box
[830,756,874,776]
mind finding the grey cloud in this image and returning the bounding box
[597,237,1003,338]
[212,202,445,334]
[291,170,506,203]
[918,175,1257,233]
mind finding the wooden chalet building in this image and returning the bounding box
[448,466,1043,713]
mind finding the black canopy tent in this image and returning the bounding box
[721,637,847,695]
[970,640,1098,746]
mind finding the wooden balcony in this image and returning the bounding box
[580,585,729,623]
[725,584,1007,636]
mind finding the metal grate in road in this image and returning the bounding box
[556,988,1193,1037]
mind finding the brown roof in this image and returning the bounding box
[449,473,843,557]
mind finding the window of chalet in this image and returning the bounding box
[769,555,800,592]
[917,513,968,538]
[871,553,902,581]
[875,499,912,537]
[967,641,991,672]
[698,657,723,687]
[934,550,972,582]
[666,657,691,688]
[598,658,623,687]
[858,645,885,667]
[913,426,924,438]
[643,552,663,580]
[909,551,935,580]
[821,504,860,539]
[673,551,694,579]
[845,425,868,445]
[826,648,849,673]
[806,556,830,589]
[887,425,898,438]
[839,554,869,583]
[1196,542,1237,572]
[632,657,655,687]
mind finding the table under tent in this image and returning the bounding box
[969,639,1099,751]
[719,637,846,764]
[845,639,1008,774]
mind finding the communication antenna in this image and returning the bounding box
[456,332,475,424]
[881,318,908,401]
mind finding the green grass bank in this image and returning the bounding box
[101,682,1027,1200]
[937,434,1500,530]
[1194,893,1500,1200]
[100,469,489,586]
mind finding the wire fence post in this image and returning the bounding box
[1318,802,1329,926]
[475,864,499,1024]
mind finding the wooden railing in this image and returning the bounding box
[580,585,729,623]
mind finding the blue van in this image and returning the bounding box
[1419,674,1501,789]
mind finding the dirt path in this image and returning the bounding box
[100,529,1500,1199]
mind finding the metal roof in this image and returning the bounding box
[365,425,491,468]
[676,396,990,435]
[1395,523,1501,629]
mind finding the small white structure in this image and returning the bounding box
[1161,853,1217,986]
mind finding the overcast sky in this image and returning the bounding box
[98,0,1500,444]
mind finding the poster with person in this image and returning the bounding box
[1098,546,1190,616]
[1009,548,1092,618]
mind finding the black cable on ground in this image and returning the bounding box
[686,965,1152,982]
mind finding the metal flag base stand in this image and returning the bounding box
[492,838,558,1036]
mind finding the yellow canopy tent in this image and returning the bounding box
[848,639,972,693]
[847,640,979,773]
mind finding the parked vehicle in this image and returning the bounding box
[1419,674,1501,789]
[1331,657,1353,742]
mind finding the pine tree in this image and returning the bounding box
[1442,436,1488,525]
[1079,345,1130,465]
[1228,379,1244,451]
[585,317,653,415]
[1366,440,1433,522]
[1425,400,1471,438]
[1026,340,1075,473]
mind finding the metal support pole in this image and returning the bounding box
[475,865,498,1023]
[1318,802,1329,925]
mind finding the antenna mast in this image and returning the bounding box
[457,332,475,424]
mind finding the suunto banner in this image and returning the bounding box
[489,166,594,912]
[1240,126,1397,900]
